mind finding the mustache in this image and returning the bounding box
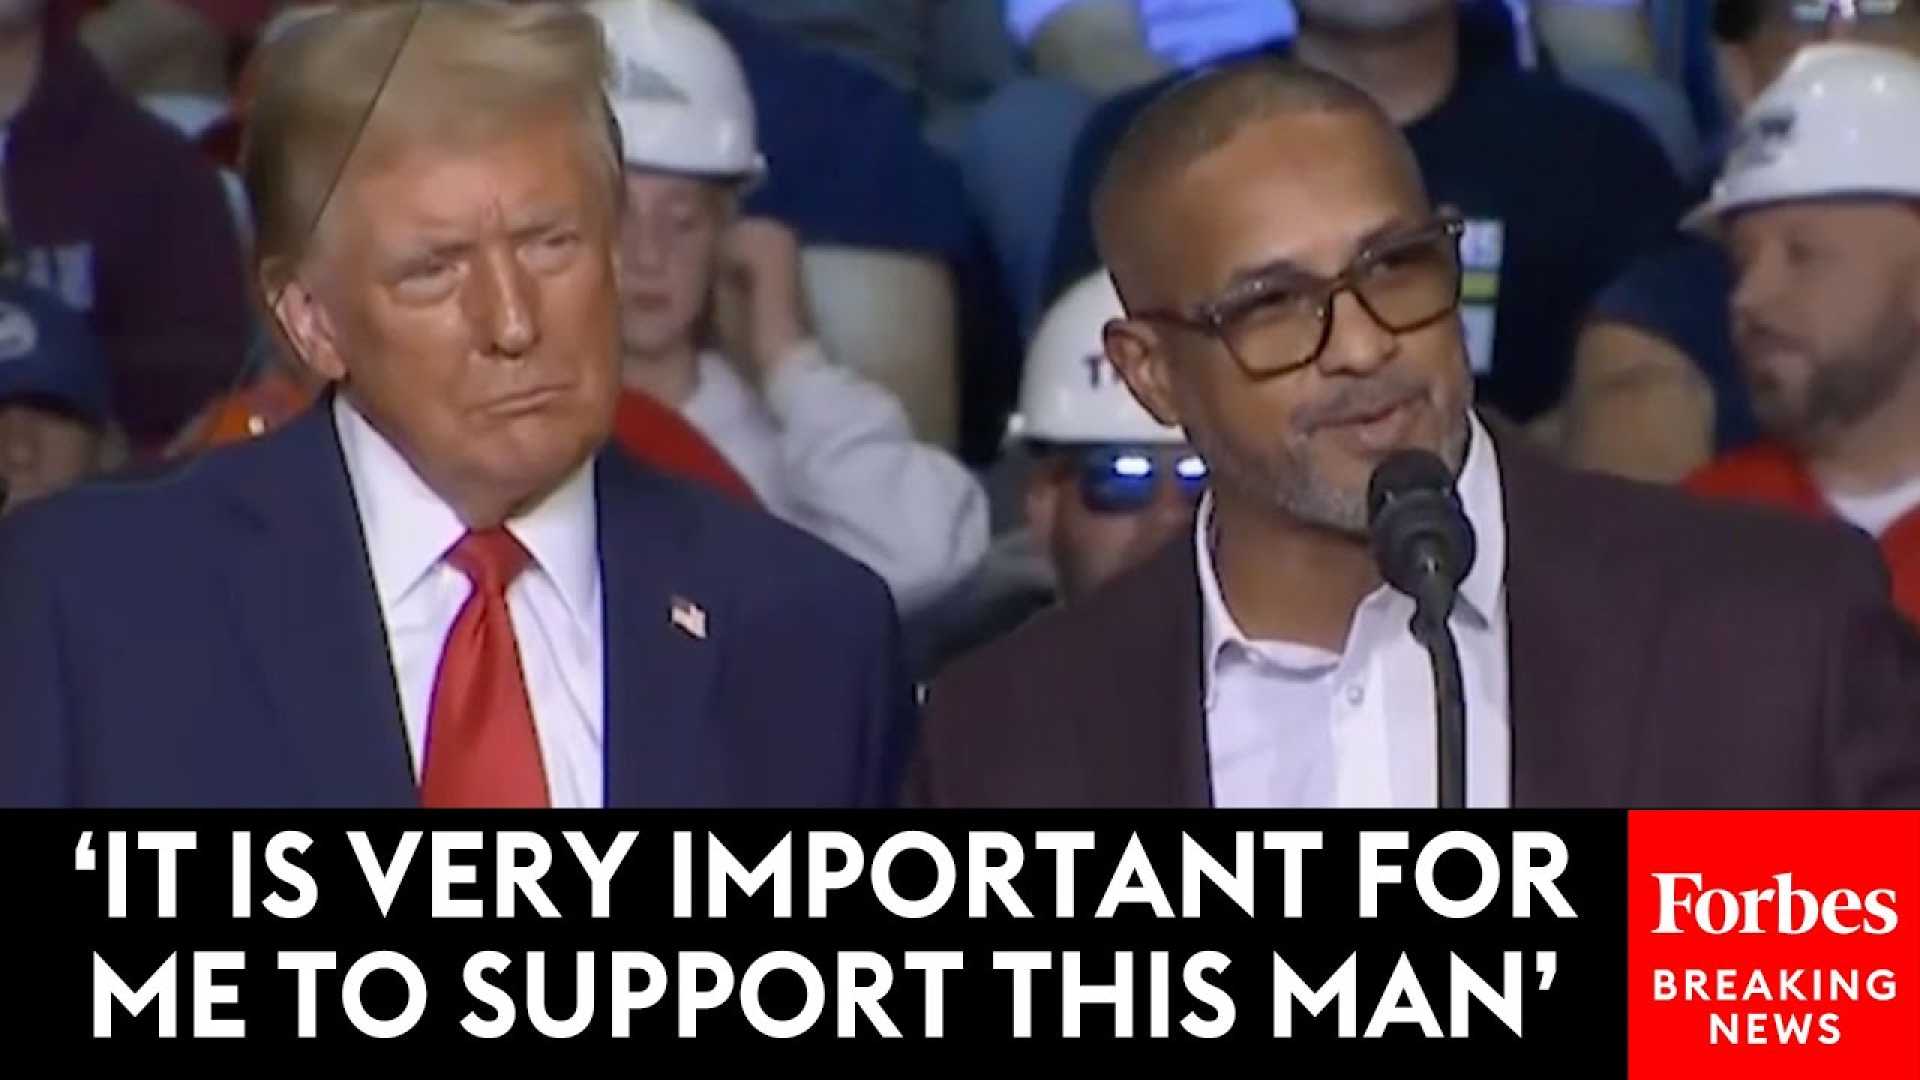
[1292,373,1428,433]
[1734,316,1812,361]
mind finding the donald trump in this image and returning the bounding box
[0,0,914,808]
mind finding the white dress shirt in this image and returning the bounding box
[334,397,607,808]
[1197,412,1512,808]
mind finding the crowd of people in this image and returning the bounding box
[2,0,1919,808]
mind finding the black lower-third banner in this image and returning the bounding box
[0,812,1626,1062]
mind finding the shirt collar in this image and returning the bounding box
[333,395,600,629]
[511,453,600,631]
[1453,410,1507,627]
[1196,409,1509,705]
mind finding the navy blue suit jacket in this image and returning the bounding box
[0,403,917,807]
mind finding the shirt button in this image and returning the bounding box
[1344,683,1366,707]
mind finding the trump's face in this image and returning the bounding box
[280,110,622,526]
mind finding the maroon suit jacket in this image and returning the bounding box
[907,424,1920,808]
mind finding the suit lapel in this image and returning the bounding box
[1492,425,1657,806]
[214,403,415,806]
[1072,536,1212,808]
[596,451,724,807]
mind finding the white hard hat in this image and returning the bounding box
[1686,42,1920,233]
[1010,272,1186,446]
[586,0,767,181]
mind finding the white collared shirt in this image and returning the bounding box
[1197,412,1512,808]
[334,397,607,808]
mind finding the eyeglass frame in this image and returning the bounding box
[1125,211,1469,381]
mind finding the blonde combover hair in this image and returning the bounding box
[242,0,622,293]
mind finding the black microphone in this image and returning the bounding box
[1367,449,1476,809]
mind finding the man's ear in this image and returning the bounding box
[1103,316,1181,429]
[264,267,347,384]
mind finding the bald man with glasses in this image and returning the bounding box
[904,57,1920,811]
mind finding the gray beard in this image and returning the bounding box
[1190,406,1470,538]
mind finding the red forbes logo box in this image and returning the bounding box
[1628,812,1920,1079]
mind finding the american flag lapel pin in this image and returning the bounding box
[670,596,708,640]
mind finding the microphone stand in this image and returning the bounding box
[1410,578,1467,810]
[1367,449,1477,811]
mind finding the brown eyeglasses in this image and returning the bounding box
[1130,213,1467,380]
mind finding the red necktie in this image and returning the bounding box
[420,528,551,808]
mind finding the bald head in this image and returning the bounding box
[1089,55,1468,539]
[1092,58,1422,305]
